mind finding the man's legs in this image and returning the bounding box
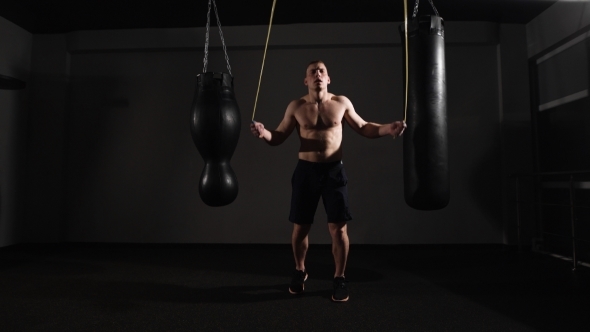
[328,221,349,277]
[289,223,312,294]
[292,223,312,271]
[329,221,350,302]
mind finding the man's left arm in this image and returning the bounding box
[341,96,406,138]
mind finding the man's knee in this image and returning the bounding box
[328,222,347,238]
[293,223,312,237]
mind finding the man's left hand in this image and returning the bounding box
[390,121,407,138]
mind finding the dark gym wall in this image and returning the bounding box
[0,16,31,247]
[525,2,590,257]
[23,34,69,243]
[528,2,590,173]
[499,24,534,245]
[527,1,590,59]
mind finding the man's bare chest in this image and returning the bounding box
[296,103,345,130]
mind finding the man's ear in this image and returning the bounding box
[304,77,308,86]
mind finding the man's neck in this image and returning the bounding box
[308,89,330,104]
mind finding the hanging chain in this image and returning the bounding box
[202,0,212,73]
[428,0,440,17]
[202,0,232,75]
[212,0,232,75]
[412,0,440,19]
[412,0,420,18]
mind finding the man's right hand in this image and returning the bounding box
[250,121,265,138]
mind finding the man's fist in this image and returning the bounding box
[250,121,265,138]
[391,121,407,138]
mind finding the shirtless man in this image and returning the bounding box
[250,60,406,302]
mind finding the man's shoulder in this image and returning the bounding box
[287,97,307,109]
[330,94,350,102]
[293,96,308,105]
[284,98,307,115]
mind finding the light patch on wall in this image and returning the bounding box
[538,89,588,111]
[536,34,588,106]
[536,30,590,65]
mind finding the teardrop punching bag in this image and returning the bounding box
[190,72,241,207]
[400,15,450,210]
[190,0,241,207]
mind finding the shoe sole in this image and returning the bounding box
[288,273,308,294]
[331,295,349,302]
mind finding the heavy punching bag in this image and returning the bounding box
[190,0,241,207]
[190,72,241,207]
[400,2,449,210]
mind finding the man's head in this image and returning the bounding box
[304,60,330,90]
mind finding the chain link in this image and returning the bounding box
[428,0,440,17]
[412,0,420,18]
[202,0,232,75]
[412,0,440,19]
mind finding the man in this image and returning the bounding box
[250,60,406,302]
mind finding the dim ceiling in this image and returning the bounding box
[1,0,558,34]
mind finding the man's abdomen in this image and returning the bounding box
[298,128,343,162]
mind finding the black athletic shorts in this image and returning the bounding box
[289,159,353,224]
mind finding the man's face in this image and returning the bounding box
[304,63,330,89]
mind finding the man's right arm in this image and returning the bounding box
[250,100,298,146]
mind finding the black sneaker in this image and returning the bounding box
[289,269,308,294]
[332,276,349,302]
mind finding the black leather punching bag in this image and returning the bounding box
[190,72,241,206]
[400,15,449,210]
